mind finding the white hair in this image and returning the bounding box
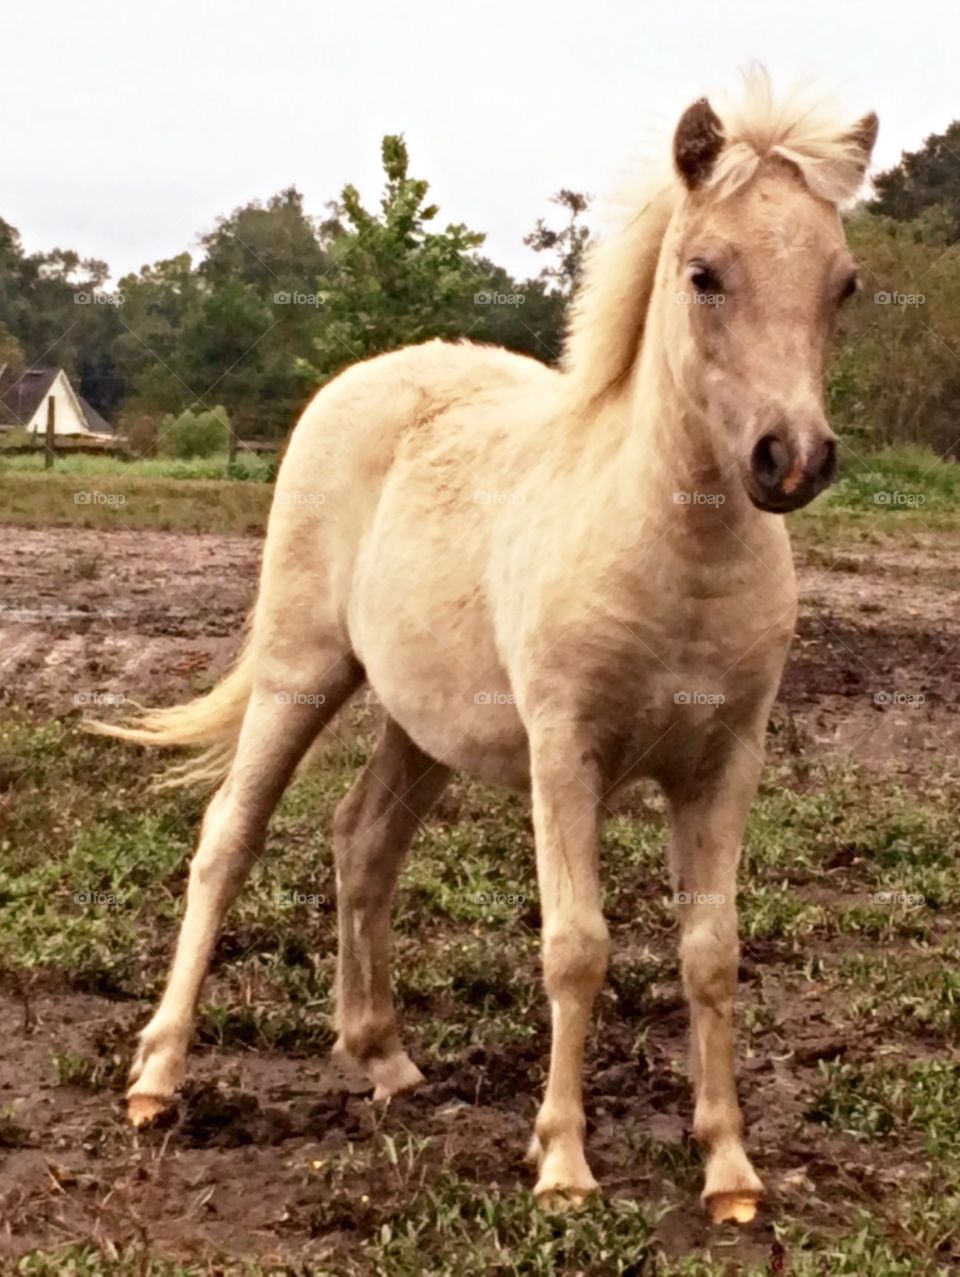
[563,68,877,408]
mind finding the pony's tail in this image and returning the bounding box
[85,641,254,788]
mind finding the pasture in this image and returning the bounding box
[0,450,958,1274]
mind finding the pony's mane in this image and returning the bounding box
[562,70,875,408]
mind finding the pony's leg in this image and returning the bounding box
[331,716,450,1099]
[127,654,362,1124]
[526,734,608,1207]
[665,751,765,1224]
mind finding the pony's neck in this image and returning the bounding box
[622,337,755,523]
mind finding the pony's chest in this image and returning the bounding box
[558,585,795,775]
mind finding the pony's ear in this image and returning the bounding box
[846,111,879,172]
[674,98,725,190]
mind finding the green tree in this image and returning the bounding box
[869,121,960,238]
[114,253,201,416]
[196,188,333,434]
[303,135,488,383]
[524,189,592,297]
[828,209,960,455]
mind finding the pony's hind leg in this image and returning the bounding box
[331,716,450,1099]
[127,652,362,1125]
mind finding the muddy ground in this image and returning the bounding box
[3,525,958,769]
[0,526,958,1272]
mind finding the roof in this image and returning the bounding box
[0,365,114,434]
[0,365,58,428]
[77,395,114,435]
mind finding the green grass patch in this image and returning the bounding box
[0,470,271,532]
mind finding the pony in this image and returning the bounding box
[94,73,877,1224]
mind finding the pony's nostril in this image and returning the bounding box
[751,432,790,486]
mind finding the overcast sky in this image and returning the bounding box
[2,1,958,284]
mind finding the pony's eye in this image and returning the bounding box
[838,273,860,305]
[688,262,723,294]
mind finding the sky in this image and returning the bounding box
[2,0,958,284]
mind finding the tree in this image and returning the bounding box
[0,216,116,411]
[869,122,960,239]
[114,253,201,416]
[524,189,592,297]
[303,135,489,383]
[196,188,334,434]
[827,208,960,455]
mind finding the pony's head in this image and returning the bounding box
[564,73,878,514]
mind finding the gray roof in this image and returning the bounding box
[0,365,58,427]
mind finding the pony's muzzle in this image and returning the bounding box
[744,423,837,513]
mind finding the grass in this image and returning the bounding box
[1,706,959,1273]
[2,446,960,1270]
[0,449,275,532]
[0,440,957,536]
[792,443,960,547]
[0,469,272,532]
[0,449,276,482]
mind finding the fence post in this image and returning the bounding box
[227,417,238,465]
[44,395,55,470]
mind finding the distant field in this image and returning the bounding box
[0,470,273,534]
[0,449,276,481]
[0,442,958,537]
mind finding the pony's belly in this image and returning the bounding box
[351,595,530,789]
[381,688,531,789]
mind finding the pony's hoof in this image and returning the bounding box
[533,1148,599,1211]
[534,1182,597,1212]
[369,1051,425,1101]
[706,1191,762,1225]
[127,1094,171,1128]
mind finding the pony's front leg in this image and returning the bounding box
[665,749,765,1225]
[526,732,609,1209]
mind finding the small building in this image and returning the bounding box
[0,365,113,436]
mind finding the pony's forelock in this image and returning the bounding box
[562,68,875,407]
[705,67,874,205]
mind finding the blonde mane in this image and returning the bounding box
[562,70,876,408]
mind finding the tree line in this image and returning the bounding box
[1,125,959,454]
[0,136,584,446]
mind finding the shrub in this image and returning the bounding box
[156,406,230,459]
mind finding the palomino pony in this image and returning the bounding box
[97,78,877,1224]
